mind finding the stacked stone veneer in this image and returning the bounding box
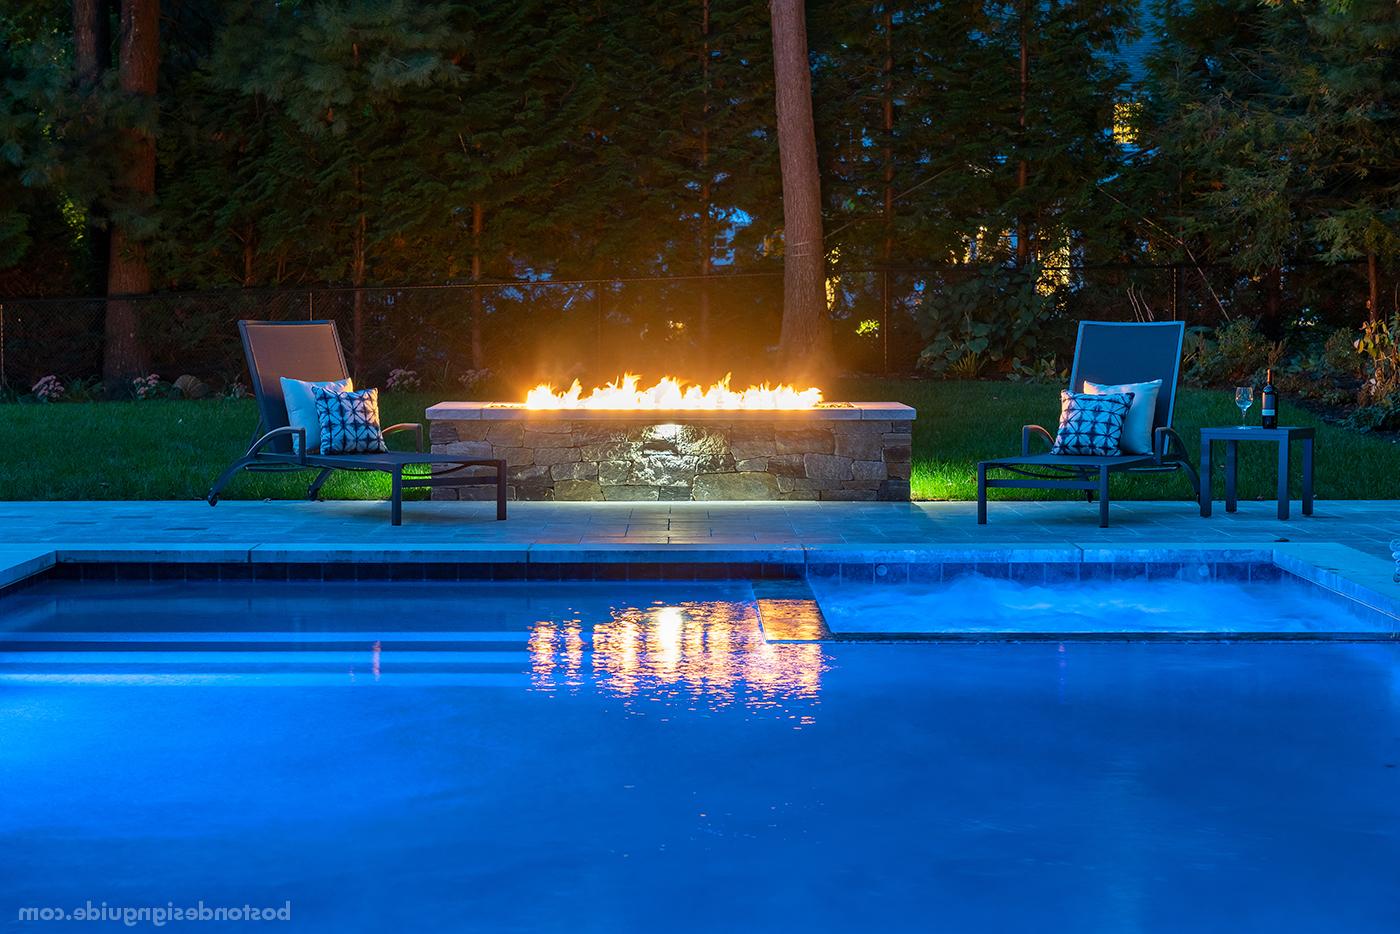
[425,403,914,502]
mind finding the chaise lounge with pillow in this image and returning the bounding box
[977,320,1199,527]
[206,319,507,525]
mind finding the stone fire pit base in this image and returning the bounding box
[426,403,914,502]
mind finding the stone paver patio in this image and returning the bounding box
[0,498,1394,555]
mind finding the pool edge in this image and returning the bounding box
[4,542,1397,629]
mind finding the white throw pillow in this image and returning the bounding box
[281,376,353,454]
[1083,379,1161,454]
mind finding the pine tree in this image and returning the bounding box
[0,5,117,297]
[1293,0,1400,322]
[205,0,465,371]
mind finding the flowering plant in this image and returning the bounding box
[457,368,491,392]
[132,373,163,400]
[30,375,64,403]
[386,368,421,392]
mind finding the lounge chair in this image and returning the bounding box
[206,320,506,525]
[977,320,1198,528]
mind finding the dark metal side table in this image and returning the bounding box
[1199,426,1315,520]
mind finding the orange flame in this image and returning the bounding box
[524,373,823,410]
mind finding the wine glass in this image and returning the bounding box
[1235,386,1254,426]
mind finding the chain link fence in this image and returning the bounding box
[0,262,1320,396]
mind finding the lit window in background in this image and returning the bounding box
[1112,100,1143,147]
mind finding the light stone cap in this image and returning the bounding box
[425,401,915,422]
[0,547,56,589]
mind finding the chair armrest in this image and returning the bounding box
[246,426,307,465]
[1154,426,1191,463]
[383,422,424,452]
[1022,424,1054,456]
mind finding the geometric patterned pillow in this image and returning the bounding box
[1050,390,1134,456]
[311,385,388,455]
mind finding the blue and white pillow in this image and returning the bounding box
[1051,391,1134,456]
[312,385,387,455]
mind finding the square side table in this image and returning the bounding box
[1199,426,1314,520]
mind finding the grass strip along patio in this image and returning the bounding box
[2,378,1395,503]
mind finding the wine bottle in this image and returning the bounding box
[1261,368,1278,429]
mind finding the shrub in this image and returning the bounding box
[63,377,102,402]
[1322,327,1361,377]
[1274,366,1350,406]
[1354,317,1400,405]
[1266,326,1359,407]
[1185,318,1273,386]
[1344,317,1400,430]
[457,368,491,393]
[915,265,1064,377]
[1005,355,1065,384]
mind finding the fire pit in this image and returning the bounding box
[426,376,914,502]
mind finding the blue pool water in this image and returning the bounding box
[1,579,1399,931]
[810,572,1396,637]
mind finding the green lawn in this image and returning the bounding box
[844,378,1397,502]
[0,380,1394,502]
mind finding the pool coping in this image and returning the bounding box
[2,540,1396,616]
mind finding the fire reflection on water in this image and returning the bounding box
[528,600,826,719]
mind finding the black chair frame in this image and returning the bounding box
[207,320,506,525]
[977,321,1200,528]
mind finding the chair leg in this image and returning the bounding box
[390,468,403,526]
[495,462,508,521]
[1098,468,1111,528]
[206,459,253,506]
[976,463,988,524]
[1085,490,1095,502]
[306,468,334,501]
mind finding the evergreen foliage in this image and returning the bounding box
[0,0,1396,372]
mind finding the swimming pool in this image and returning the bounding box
[2,577,1398,931]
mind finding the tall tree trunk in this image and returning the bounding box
[769,0,830,378]
[103,0,156,388]
[880,6,894,375]
[1014,0,1030,268]
[1366,250,1380,324]
[698,0,712,373]
[73,1,112,307]
[73,0,109,89]
[470,201,484,370]
[239,223,255,286]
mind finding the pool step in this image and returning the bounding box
[752,580,832,643]
[0,629,539,685]
[0,672,530,686]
